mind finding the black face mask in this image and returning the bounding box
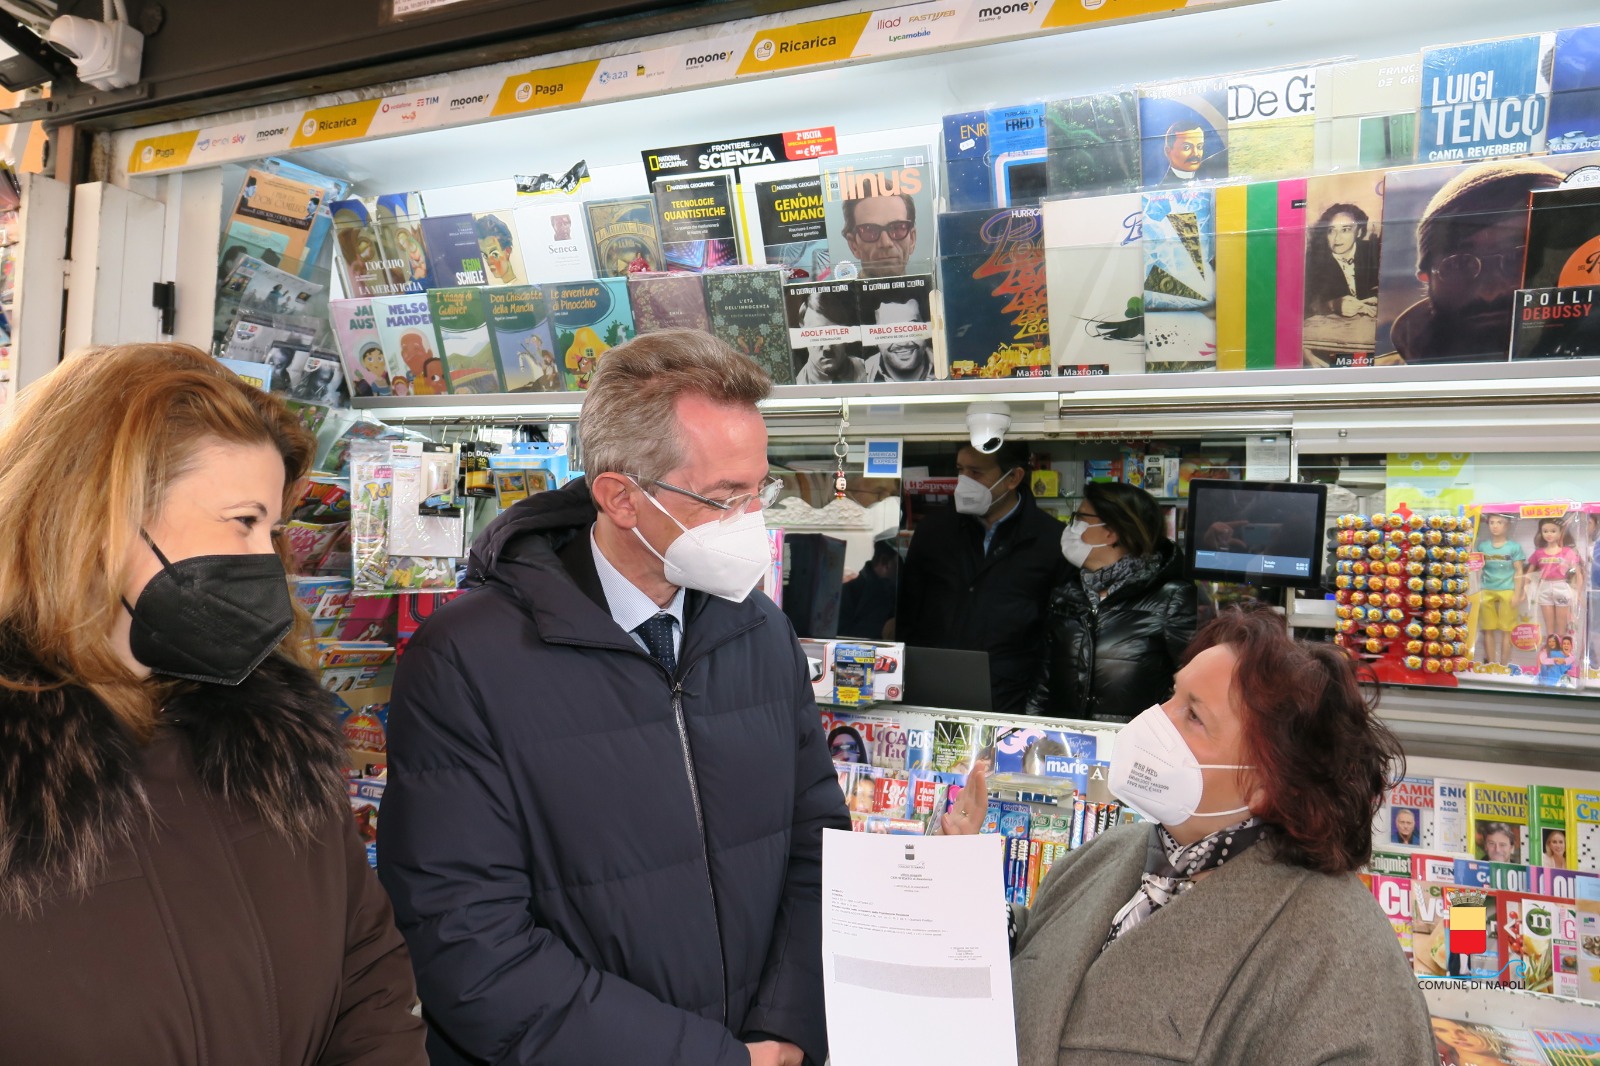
[124,532,294,685]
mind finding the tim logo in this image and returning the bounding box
[515,82,533,103]
[753,38,776,61]
[301,118,318,138]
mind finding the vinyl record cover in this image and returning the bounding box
[1142,188,1217,370]
[985,102,1048,207]
[942,110,993,212]
[1419,33,1556,164]
[1043,193,1145,375]
[287,352,346,408]
[1044,90,1141,199]
[653,174,742,273]
[786,280,863,385]
[1138,76,1230,188]
[427,287,502,394]
[753,174,830,283]
[938,206,1051,379]
[1510,286,1600,360]
[1376,151,1600,364]
[513,200,593,283]
[486,285,564,392]
[1313,54,1421,171]
[627,272,712,333]
[821,147,936,281]
[1214,179,1305,370]
[1524,185,1600,289]
[372,295,443,395]
[330,299,393,397]
[585,196,666,277]
[1227,66,1318,180]
[473,210,527,286]
[1550,24,1600,154]
[419,215,489,289]
[1301,169,1387,367]
[858,274,937,382]
[704,268,794,384]
[545,278,636,390]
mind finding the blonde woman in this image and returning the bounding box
[0,344,425,1065]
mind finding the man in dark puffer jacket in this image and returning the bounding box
[379,330,848,1066]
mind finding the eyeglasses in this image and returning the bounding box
[1431,252,1518,282]
[846,220,913,243]
[1069,509,1106,527]
[627,473,785,523]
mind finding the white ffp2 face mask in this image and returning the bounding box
[953,470,1015,516]
[1108,704,1255,826]
[1060,519,1101,568]
[632,488,771,602]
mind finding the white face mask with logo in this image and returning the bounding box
[953,470,1015,516]
[1108,704,1255,826]
[632,487,771,602]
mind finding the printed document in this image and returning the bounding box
[822,829,1018,1065]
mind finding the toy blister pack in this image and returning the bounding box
[1331,511,1472,686]
[1461,502,1585,691]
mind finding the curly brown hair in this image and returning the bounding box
[1182,603,1405,874]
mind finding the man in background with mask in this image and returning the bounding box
[896,439,1067,712]
[380,330,848,1066]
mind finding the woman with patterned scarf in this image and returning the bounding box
[1029,481,1197,722]
[948,604,1434,1065]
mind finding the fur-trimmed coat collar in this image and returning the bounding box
[0,652,347,916]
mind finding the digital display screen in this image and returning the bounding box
[1186,480,1328,587]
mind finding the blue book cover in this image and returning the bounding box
[942,110,993,212]
[1551,24,1600,153]
[937,206,1051,379]
[985,103,1048,207]
[545,277,636,391]
[1138,76,1229,188]
[1419,33,1555,163]
[419,215,488,289]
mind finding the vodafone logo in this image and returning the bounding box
[301,118,317,138]
[515,82,533,103]
[753,38,776,61]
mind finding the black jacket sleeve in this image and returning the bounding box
[378,644,749,1066]
[742,638,851,1065]
[895,529,929,647]
[1160,579,1200,668]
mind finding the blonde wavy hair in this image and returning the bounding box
[0,343,316,737]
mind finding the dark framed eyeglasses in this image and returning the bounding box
[1068,508,1106,527]
[627,473,785,523]
[1431,252,1518,282]
[846,220,913,243]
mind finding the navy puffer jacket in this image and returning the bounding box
[378,478,848,1066]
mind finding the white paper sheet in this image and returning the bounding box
[822,829,1018,1066]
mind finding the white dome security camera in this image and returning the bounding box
[966,402,1011,455]
[46,14,143,91]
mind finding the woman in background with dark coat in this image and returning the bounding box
[1031,481,1197,722]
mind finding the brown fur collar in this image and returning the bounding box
[0,653,347,916]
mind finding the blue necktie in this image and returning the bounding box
[634,612,677,676]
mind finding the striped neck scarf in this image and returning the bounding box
[1102,818,1268,953]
